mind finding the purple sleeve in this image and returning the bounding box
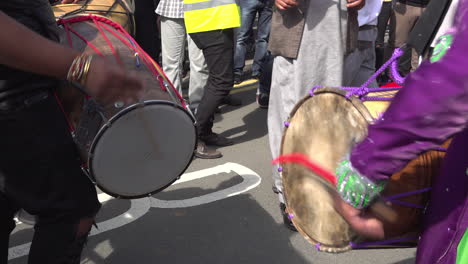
[350,6,468,182]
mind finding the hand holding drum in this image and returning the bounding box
[85,55,144,105]
[273,154,396,240]
[66,53,144,106]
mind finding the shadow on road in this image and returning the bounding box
[82,176,308,264]
[390,258,416,264]
[9,176,308,264]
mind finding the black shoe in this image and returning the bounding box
[222,95,242,106]
[234,74,242,85]
[280,203,297,232]
[251,71,261,80]
[195,141,222,159]
[200,133,234,146]
[256,93,269,109]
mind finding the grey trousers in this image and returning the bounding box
[343,26,379,87]
[268,0,347,204]
[160,17,208,109]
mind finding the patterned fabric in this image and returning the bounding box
[156,0,184,18]
[336,160,386,209]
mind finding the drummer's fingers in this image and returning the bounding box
[333,195,385,239]
[123,72,144,103]
[346,213,385,240]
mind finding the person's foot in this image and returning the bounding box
[280,203,297,232]
[195,141,222,159]
[200,133,234,146]
[256,93,269,109]
[251,71,261,80]
[234,74,242,85]
[222,95,242,106]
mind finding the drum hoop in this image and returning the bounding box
[87,100,197,199]
[279,87,374,160]
[286,205,353,252]
[278,87,374,252]
[54,4,136,36]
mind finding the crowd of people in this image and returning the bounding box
[1,0,467,263]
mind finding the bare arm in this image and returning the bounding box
[0,11,143,105]
[0,11,78,80]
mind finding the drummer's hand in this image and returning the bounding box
[85,56,144,106]
[275,0,298,10]
[347,0,365,10]
[333,194,385,240]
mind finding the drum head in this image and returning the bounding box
[89,101,196,198]
[280,87,372,252]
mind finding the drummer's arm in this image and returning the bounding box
[350,13,468,182]
[0,11,78,80]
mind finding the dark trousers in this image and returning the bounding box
[258,51,273,95]
[0,91,100,264]
[375,1,394,70]
[134,0,161,62]
[189,29,234,138]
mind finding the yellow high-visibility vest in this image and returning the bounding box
[184,0,240,33]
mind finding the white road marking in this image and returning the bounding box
[8,163,260,261]
[151,162,261,208]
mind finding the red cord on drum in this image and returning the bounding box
[272,153,338,186]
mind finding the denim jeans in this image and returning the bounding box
[234,0,273,76]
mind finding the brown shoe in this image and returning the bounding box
[195,141,222,159]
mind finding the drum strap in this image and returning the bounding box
[382,187,432,209]
[309,48,406,101]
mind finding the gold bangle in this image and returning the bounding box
[80,55,93,86]
[66,53,96,87]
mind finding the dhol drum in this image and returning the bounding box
[56,15,197,198]
[52,0,135,36]
[278,86,450,252]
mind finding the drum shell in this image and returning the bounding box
[56,16,196,198]
[280,87,449,252]
[57,19,176,156]
[52,0,135,35]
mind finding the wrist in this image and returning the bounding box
[66,53,94,85]
[336,160,386,209]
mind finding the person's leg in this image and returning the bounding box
[0,193,18,264]
[134,0,161,61]
[252,0,273,77]
[187,34,209,111]
[0,94,100,264]
[393,3,421,75]
[345,26,379,87]
[160,17,187,95]
[233,0,258,79]
[409,6,426,72]
[375,1,393,70]
[190,29,234,140]
[257,51,273,108]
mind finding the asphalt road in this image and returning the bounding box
[8,86,417,264]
